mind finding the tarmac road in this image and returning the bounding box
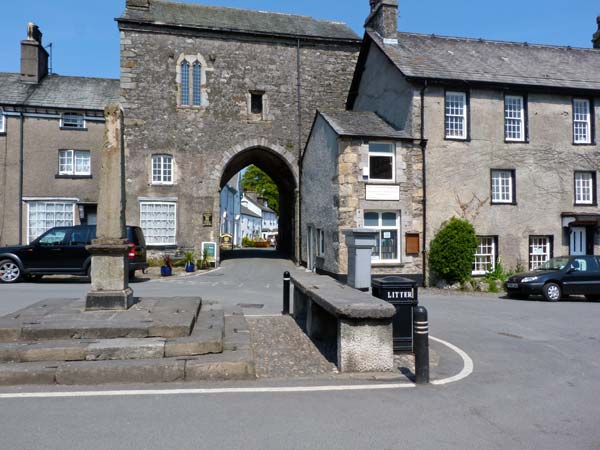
[1,250,600,449]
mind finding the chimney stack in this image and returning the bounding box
[593,16,600,49]
[126,0,150,9]
[365,0,398,44]
[20,23,48,84]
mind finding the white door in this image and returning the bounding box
[570,227,586,256]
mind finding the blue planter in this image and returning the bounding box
[185,263,195,273]
[160,266,172,277]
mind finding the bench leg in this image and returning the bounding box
[338,319,394,373]
[293,287,308,331]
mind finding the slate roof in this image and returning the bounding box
[0,73,120,110]
[369,30,600,91]
[320,110,413,139]
[245,192,276,214]
[119,0,360,41]
[241,205,261,219]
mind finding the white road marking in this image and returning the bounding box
[0,335,473,399]
[429,336,474,385]
[149,266,223,283]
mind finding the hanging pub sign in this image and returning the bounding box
[202,212,213,227]
[220,233,233,250]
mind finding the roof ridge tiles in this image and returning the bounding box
[395,31,600,53]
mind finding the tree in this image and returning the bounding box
[241,165,279,214]
[428,217,478,283]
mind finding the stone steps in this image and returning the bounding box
[0,300,256,385]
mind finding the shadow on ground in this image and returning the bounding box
[220,248,290,261]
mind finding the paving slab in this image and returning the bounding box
[184,349,256,380]
[55,358,185,385]
[85,338,166,361]
[0,297,202,342]
[0,361,57,386]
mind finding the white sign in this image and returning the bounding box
[366,185,400,201]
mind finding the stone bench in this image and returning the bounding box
[290,271,396,373]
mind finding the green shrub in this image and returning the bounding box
[242,237,254,248]
[429,217,478,283]
[485,258,508,282]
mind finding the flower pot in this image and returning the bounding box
[160,266,172,277]
[185,263,195,273]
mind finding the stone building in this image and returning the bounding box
[117,0,361,257]
[302,0,600,283]
[301,110,423,282]
[0,24,119,246]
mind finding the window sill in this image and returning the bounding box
[55,174,92,179]
[59,127,88,132]
[150,183,175,187]
[444,136,469,142]
[573,142,596,146]
[147,244,177,249]
[490,201,517,206]
[366,180,396,184]
[371,261,404,267]
[504,139,529,144]
[176,105,206,110]
[573,202,597,207]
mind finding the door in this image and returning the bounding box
[26,227,72,270]
[307,226,315,272]
[562,256,600,295]
[570,227,586,256]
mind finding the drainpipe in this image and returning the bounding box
[296,38,303,264]
[420,81,428,286]
[18,112,24,245]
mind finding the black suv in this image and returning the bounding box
[0,225,147,283]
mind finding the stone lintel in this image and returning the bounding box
[86,288,134,311]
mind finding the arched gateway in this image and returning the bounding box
[218,140,298,258]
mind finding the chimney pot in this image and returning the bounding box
[365,0,398,43]
[593,16,600,49]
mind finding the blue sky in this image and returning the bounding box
[1,0,598,79]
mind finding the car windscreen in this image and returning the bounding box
[537,256,570,270]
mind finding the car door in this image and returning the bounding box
[61,226,93,270]
[27,227,72,270]
[561,256,599,295]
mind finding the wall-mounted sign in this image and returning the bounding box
[203,212,213,227]
[201,242,218,264]
[366,185,400,201]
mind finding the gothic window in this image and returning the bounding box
[177,54,209,108]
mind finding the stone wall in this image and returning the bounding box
[0,114,104,245]
[120,24,359,255]
[337,139,423,278]
[424,86,600,270]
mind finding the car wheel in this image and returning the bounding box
[0,259,22,283]
[508,293,529,300]
[543,282,562,302]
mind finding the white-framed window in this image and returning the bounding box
[504,95,525,142]
[317,229,325,256]
[27,201,75,243]
[573,99,592,144]
[491,169,514,204]
[0,108,5,133]
[529,236,552,270]
[368,142,395,182]
[58,150,91,176]
[151,154,173,185]
[574,171,595,205]
[60,112,85,129]
[473,236,496,275]
[364,211,400,262]
[140,201,177,245]
[445,91,467,139]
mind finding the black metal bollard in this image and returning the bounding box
[282,271,291,315]
[413,305,429,385]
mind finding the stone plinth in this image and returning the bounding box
[85,104,132,310]
[86,241,132,310]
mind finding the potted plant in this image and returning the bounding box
[184,250,196,273]
[160,255,172,277]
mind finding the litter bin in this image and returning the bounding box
[371,276,418,352]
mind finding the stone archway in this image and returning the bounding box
[217,140,298,259]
